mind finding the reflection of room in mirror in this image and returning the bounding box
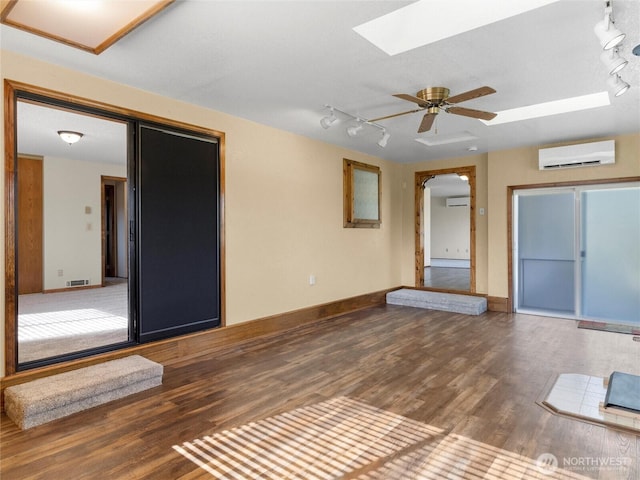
[16,100,129,365]
[18,279,129,363]
[423,173,471,291]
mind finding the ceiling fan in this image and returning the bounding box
[370,86,497,133]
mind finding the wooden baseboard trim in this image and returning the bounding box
[1,287,397,410]
[488,296,510,312]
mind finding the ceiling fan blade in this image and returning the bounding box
[447,106,497,121]
[446,86,496,105]
[418,113,437,133]
[393,93,428,106]
[369,108,424,122]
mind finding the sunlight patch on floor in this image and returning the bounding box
[174,396,590,479]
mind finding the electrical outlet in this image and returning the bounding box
[309,275,316,286]
[57,269,63,277]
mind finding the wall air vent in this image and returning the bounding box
[446,196,470,207]
[66,280,90,287]
[539,140,615,170]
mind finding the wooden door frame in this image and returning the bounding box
[101,176,126,285]
[415,166,476,292]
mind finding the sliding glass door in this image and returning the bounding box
[514,182,640,326]
[580,186,640,324]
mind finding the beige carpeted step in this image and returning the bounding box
[4,355,163,430]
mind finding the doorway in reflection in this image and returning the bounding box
[16,100,131,366]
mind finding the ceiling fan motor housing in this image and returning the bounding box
[416,87,450,105]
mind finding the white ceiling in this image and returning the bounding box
[4,0,640,164]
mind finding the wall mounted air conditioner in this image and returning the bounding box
[538,139,615,170]
[446,196,470,207]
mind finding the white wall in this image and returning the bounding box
[430,198,470,260]
[43,156,126,290]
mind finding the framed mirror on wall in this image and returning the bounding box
[343,158,381,228]
[13,98,134,368]
[5,81,225,375]
[415,166,476,293]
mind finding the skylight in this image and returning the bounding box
[353,0,559,56]
[481,92,611,125]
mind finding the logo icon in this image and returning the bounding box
[536,453,558,475]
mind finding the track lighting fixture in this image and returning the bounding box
[57,130,83,145]
[320,105,389,147]
[594,1,625,50]
[600,48,628,75]
[319,108,338,129]
[607,74,630,97]
[594,2,630,97]
[377,130,390,148]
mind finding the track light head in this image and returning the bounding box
[607,74,630,97]
[600,49,628,75]
[377,130,390,148]
[594,14,625,50]
[320,109,338,129]
[347,123,364,137]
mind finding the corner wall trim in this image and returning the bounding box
[0,287,397,410]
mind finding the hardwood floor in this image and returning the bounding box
[2,305,639,479]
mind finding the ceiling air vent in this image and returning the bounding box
[538,140,615,170]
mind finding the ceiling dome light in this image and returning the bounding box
[594,19,626,50]
[377,130,390,148]
[607,74,630,97]
[57,130,84,145]
[346,123,363,137]
[320,109,338,129]
[600,49,628,75]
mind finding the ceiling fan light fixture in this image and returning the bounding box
[607,74,630,97]
[377,130,390,148]
[600,49,628,75]
[320,109,338,129]
[57,130,83,145]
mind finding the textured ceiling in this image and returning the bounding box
[4,0,640,164]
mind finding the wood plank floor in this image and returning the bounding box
[423,266,470,291]
[2,306,639,479]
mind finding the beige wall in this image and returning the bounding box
[2,51,639,378]
[401,134,639,298]
[1,51,404,377]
